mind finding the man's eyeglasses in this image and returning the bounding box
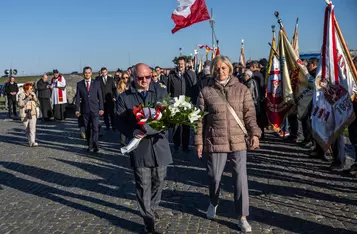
[137,76,152,81]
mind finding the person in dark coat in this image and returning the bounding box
[116,63,172,233]
[243,70,261,114]
[5,76,19,118]
[75,66,104,152]
[36,74,52,120]
[96,67,117,130]
[167,57,197,151]
[154,66,168,86]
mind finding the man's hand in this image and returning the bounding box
[133,129,146,139]
[75,111,81,118]
[249,136,260,150]
[99,110,104,116]
[196,145,203,158]
[113,98,116,102]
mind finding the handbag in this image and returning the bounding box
[213,89,251,148]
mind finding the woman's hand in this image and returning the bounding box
[196,145,203,158]
[249,136,260,150]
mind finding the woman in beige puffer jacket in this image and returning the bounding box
[195,55,261,233]
[18,83,39,147]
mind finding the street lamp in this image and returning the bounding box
[4,69,18,77]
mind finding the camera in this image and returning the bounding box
[25,109,32,119]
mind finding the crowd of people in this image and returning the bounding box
[2,54,357,233]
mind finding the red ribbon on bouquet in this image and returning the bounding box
[133,104,163,125]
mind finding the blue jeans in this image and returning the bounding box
[280,118,289,132]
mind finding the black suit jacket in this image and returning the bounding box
[75,79,104,115]
[96,76,117,103]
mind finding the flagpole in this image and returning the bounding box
[209,8,215,52]
[274,11,287,36]
[334,16,357,82]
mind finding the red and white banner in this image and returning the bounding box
[312,3,356,151]
[171,0,210,34]
[266,56,295,131]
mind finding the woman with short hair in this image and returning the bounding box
[195,55,261,232]
[18,83,39,147]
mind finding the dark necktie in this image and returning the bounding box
[141,91,147,99]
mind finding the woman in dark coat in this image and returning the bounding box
[36,74,52,120]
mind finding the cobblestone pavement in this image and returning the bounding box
[0,113,357,234]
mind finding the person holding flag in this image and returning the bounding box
[312,1,357,170]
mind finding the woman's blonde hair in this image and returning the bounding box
[121,71,130,80]
[211,55,234,77]
[117,79,127,93]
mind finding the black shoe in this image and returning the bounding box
[285,136,298,143]
[105,127,110,131]
[93,147,99,153]
[174,146,179,151]
[329,162,345,171]
[87,147,93,152]
[144,226,155,234]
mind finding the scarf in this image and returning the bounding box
[216,76,231,87]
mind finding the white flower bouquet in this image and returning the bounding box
[120,95,206,154]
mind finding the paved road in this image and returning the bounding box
[0,113,356,234]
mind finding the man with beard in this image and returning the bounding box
[116,63,172,233]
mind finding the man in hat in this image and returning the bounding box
[51,70,67,121]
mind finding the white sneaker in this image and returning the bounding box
[238,218,252,233]
[32,142,39,147]
[206,203,217,219]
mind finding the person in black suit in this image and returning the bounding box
[96,67,117,130]
[75,66,104,152]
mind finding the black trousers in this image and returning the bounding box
[134,167,167,230]
[53,104,66,120]
[7,95,17,117]
[83,113,99,148]
[39,98,52,119]
[104,101,115,129]
[288,113,299,138]
[301,102,313,142]
[173,125,190,150]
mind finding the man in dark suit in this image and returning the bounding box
[96,67,117,130]
[117,63,172,233]
[75,66,104,152]
[167,57,197,152]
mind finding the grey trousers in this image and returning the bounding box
[23,117,37,145]
[207,151,249,217]
[134,166,167,228]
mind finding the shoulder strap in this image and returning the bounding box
[213,88,248,136]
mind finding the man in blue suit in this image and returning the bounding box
[75,66,104,152]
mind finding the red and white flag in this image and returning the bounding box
[171,0,210,34]
[198,44,205,49]
[312,3,357,151]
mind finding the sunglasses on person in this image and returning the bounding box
[137,76,152,81]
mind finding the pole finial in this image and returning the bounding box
[274,11,284,28]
